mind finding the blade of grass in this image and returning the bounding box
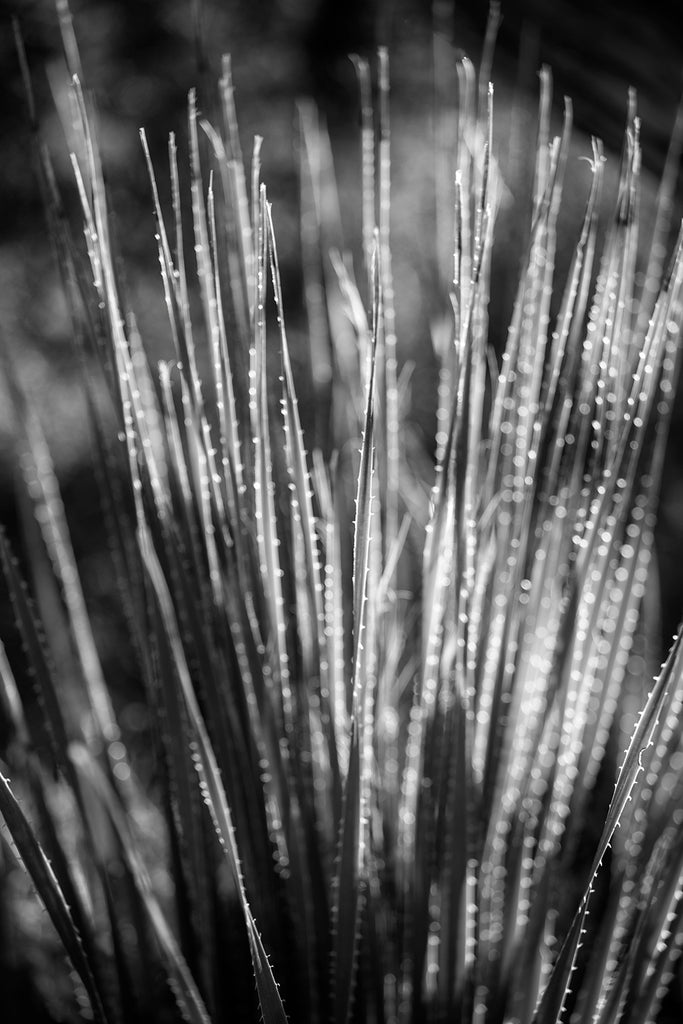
[137,522,288,1024]
[332,239,381,1024]
[533,626,683,1024]
[0,771,109,1024]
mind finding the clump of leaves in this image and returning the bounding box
[2,7,683,1024]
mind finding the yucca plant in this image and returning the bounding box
[2,5,683,1023]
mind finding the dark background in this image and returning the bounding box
[0,0,682,1019]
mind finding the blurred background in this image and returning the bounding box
[0,0,681,1019]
